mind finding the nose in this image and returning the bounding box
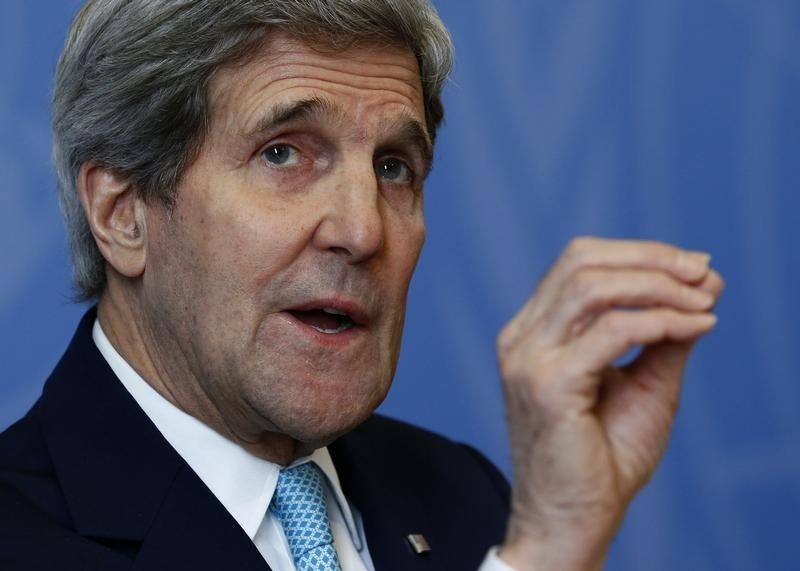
[312,162,384,264]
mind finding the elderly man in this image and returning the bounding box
[0,1,722,570]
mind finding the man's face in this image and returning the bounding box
[141,32,429,451]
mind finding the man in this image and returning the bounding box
[0,1,723,570]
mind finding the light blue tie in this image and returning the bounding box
[270,463,343,571]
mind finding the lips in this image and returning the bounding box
[288,307,354,334]
[284,299,368,335]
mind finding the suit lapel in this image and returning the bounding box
[331,416,510,571]
[331,423,442,571]
[38,309,269,570]
[132,463,268,570]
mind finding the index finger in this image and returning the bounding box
[556,237,712,283]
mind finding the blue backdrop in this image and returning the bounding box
[1,1,798,569]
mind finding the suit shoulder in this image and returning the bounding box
[0,403,50,475]
[0,402,75,531]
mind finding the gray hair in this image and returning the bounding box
[53,0,454,300]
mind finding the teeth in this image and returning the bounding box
[311,322,353,334]
[322,307,347,316]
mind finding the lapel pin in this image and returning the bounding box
[406,533,432,555]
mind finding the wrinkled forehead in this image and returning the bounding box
[207,30,427,139]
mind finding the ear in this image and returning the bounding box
[77,163,146,279]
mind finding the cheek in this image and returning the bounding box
[383,215,425,329]
[142,207,201,300]
[203,198,318,289]
[394,215,426,283]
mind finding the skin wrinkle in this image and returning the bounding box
[236,97,432,175]
[245,97,349,142]
[209,95,432,198]
[97,276,217,432]
[255,41,424,82]
[216,51,422,140]
[212,46,423,112]
[235,85,419,152]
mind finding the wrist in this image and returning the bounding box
[498,518,612,571]
[497,541,606,571]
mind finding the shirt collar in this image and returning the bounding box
[92,319,361,544]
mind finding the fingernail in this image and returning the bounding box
[692,251,712,267]
[700,313,718,327]
[681,251,711,274]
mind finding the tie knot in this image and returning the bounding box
[270,463,342,570]
[272,463,327,522]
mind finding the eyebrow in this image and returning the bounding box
[245,95,434,171]
[245,96,343,139]
[382,114,434,174]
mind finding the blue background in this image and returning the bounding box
[1,1,798,569]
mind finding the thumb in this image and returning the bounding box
[626,340,695,398]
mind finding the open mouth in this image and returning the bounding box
[287,307,355,334]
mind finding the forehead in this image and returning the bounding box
[207,31,426,139]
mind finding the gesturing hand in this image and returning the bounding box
[496,238,724,571]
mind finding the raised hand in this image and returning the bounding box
[496,237,724,571]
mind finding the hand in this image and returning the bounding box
[496,237,724,571]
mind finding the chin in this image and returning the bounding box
[242,359,393,446]
[301,402,377,444]
[280,387,387,447]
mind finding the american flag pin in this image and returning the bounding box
[406,533,432,554]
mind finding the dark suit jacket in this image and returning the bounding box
[0,309,509,570]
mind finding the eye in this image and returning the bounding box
[376,157,413,185]
[261,144,299,166]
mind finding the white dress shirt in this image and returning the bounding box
[92,320,512,571]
